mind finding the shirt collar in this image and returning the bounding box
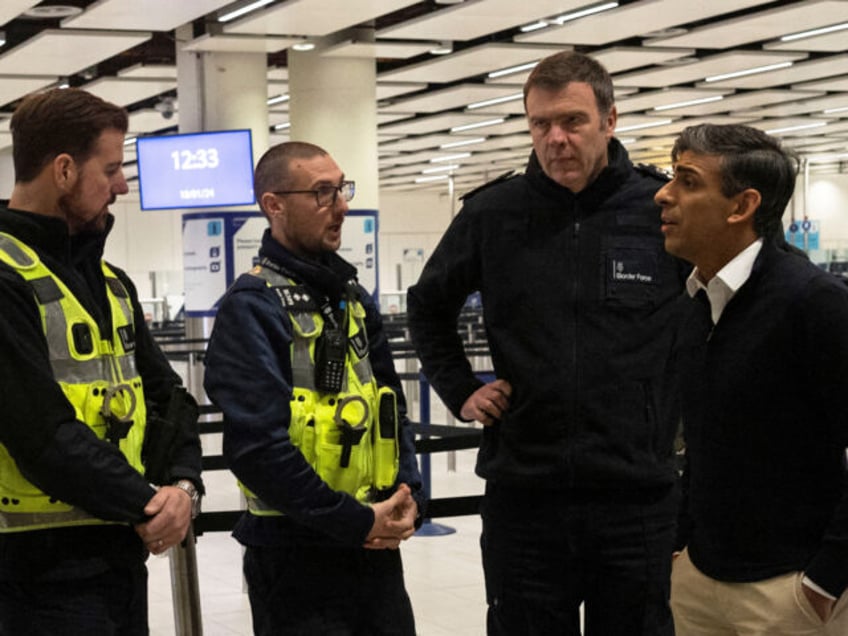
[686,238,763,324]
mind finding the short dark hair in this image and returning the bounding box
[671,124,799,240]
[253,141,328,215]
[10,88,128,183]
[523,51,614,116]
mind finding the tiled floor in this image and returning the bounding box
[148,447,488,636]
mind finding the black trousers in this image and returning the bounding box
[481,482,678,636]
[0,561,149,636]
[244,543,416,636]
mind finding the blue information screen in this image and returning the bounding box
[136,129,255,210]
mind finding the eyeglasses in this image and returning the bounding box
[273,180,355,207]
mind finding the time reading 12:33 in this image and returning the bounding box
[171,148,220,170]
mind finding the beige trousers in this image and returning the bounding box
[671,548,848,636]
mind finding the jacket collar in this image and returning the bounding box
[258,228,357,303]
[525,137,633,209]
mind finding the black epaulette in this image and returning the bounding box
[460,169,520,201]
[635,162,671,182]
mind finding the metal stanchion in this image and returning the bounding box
[415,372,456,537]
[169,526,203,636]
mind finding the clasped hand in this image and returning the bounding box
[364,483,417,550]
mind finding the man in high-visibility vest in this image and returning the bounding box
[205,141,424,635]
[0,88,202,635]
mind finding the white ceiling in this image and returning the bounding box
[0,0,846,193]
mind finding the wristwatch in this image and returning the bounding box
[173,479,202,519]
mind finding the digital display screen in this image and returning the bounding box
[136,129,255,210]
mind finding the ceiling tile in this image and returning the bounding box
[615,88,732,114]
[225,0,420,37]
[643,1,848,49]
[794,75,848,92]
[0,29,151,77]
[62,0,234,32]
[0,1,39,26]
[614,51,808,89]
[658,90,824,117]
[377,82,428,101]
[118,63,177,80]
[378,42,563,84]
[81,77,176,107]
[0,76,57,109]
[516,0,775,46]
[765,28,848,53]
[182,34,302,53]
[695,54,848,89]
[734,94,848,118]
[379,111,509,136]
[377,0,588,41]
[322,40,435,59]
[382,84,522,114]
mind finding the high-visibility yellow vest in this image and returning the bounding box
[0,232,146,532]
[242,264,399,514]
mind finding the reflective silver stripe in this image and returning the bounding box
[118,353,137,381]
[106,275,134,332]
[41,296,75,371]
[0,506,99,530]
[291,338,315,389]
[0,233,35,267]
[51,357,111,384]
[352,358,372,386]
[246,496,283,515]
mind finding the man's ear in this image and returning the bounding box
[53,154,77,191]
[260,192,284,219]
[728,188,761,227]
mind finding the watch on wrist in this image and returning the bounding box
[173,479,201,519]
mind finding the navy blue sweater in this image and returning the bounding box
[677,240,848,598]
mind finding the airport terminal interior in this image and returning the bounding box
[1,1,848,634]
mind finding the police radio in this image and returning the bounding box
[315,328,347,393]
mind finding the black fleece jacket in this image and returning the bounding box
[408,139,688,492]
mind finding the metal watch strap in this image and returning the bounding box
[174,479,201,519]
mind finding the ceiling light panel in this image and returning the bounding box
[225,0,420,37]
[378,42,563,84]
[0,76,56,109]
[643,1,848,49]
[591,47,697,75]
[82,77,176,107]
[182,33,301,53]
[380,134,463,153]
[516,0,773,46]
[380,112,504,136]
[766,28,848,53]
[698,54,848,90]
[623,116,759,138]
[382,84,523,114]
[0,1,39,26]
[0,29,150,77]
[615,88,731,114]
[62,0,233,31]
[322,40,435,59]
[614,51,807,89]
[377,0,588,41]
[735,94,848,119]
[659,90,823,117]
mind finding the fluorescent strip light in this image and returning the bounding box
[520,21,548,33]
[415,175,449,183]
[467,92,523,110]
[618,137,637,145]
[705,62,793,83]
[292,42,315,52]
[218,0,275,23]
[616,119,673,133]
[488,62,537,79]
[824,106,848,114]
[124,136,137,147]
[267,94,289,105]
[422,164,460,174]
[273,122,290,131]
[765,122,827,135]
[440,137,486,149]
[780,22,848,42]
[451,118,505,132]
[553,2,618,24]
[431,152,471,163]
[654,95,724,111]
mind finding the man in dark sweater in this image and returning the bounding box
[658,123,848,634]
